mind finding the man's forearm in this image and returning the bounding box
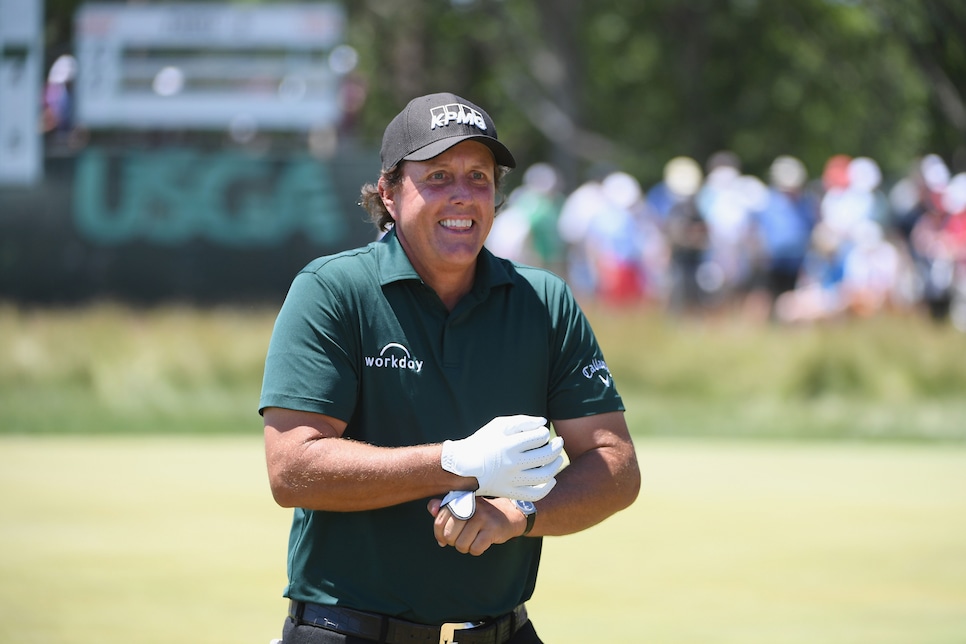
[268,437,471,511]
[527,443,640,537]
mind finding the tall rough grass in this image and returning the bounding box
[2,302,965,439]
[589,304,966,401]
[583,303,966,441]
[0,303,273,434]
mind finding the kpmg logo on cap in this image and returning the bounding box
[430,103,488,132]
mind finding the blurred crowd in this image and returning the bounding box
[486,152,966,330]
[37,50,966,330]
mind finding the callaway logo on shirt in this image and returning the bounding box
[582,359,613,387]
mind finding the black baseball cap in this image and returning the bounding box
[380,92,516,172]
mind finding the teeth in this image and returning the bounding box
[440,218,472,229]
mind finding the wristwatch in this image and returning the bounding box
[512,499,537,536]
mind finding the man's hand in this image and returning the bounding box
[440,415,564,501]
[428,497,527,556]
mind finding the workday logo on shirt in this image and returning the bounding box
[365,342,424,374]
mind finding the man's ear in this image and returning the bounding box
[378,177,396,218]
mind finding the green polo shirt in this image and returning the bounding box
[260,227,623,624]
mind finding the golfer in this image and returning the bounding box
[260,92,640,644]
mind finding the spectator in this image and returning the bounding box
[748,155,819,320]
[774,223,848,323]
[661,157,708,316]
[697,157,769,313]
[42,54,77,139]
[486,163,565,269]
[941,174,966,330]
[911,170,966,321]
[585,171,652,305]
[557,178,610,296]
[840,220,903,317]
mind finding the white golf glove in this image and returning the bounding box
[441,415,564,503]
[441,489,478,520]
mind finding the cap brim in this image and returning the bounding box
[403,135,516,169]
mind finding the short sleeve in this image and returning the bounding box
[259,269,360,421]
[545,279,625,420]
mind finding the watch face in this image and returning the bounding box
[516,500,536,514]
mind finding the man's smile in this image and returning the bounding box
[440,218,473,230]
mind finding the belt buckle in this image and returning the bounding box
[439,620,479,644]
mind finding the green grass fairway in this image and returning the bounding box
[2,437,964,644]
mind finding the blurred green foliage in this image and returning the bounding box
[342,0,966,184]
[41,0,966,189]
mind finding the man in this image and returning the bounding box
[260,92,640,644]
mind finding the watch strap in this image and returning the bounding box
[514,500,537,536]
[522,509,536,536]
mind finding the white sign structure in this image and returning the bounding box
[0,0,43,185]
[74,3,347,131]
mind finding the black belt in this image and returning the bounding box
[289,600,528,644]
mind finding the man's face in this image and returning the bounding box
[381,140,497,280]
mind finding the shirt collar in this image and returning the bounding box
[376,227,422,285]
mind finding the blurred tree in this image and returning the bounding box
[571,0,933,181]
[346,0,957,186]
[43,0,966,187]
[865,0,966,168]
